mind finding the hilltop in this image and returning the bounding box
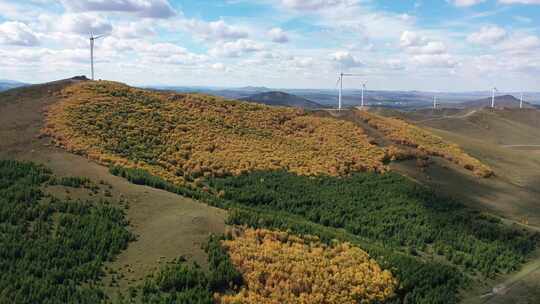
[241,91,324,109]
[459,94,535,109]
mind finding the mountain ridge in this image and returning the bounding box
[241,91,324,109]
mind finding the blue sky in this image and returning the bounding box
[0,0,539,91]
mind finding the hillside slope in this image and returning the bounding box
[460,95,535,109]
[43,81,386,185]
[241,91,324,109]
[2,79,539,304]
[370,107,540,224]
[0,79,28,91]
[0,79,227,297]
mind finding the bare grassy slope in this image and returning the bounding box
[365,108,540,225]
[0,79,227,294]
[367,107,540,304]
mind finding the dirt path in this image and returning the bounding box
[0,80,227,294]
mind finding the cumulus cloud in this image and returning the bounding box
[399,31,456,69]
[399,31,426,48]
[412,54,458,68]
[452,0,540,6]
[400,31,447,54]
[268,28,289,43]
[499,0,540,4]
[0,21,39,46]
[60,0,176,18]
[137,42,208,65]
[181,19,248,42]
[467,26,539,54]
[450,0,486,7]
[280,0,352,10]
[497,34,540,53]
[58,13,113,36]
[330,51,363,68]
[114,21,156,39]
[211,63,226,71]
[467,26,507,45]
[210,39,264,58]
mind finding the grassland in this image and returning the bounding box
[354,110,493,177]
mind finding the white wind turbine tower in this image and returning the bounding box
[361,83,367,107]
[89,33,106,80]
[520,92,524,109]
[491,87,498,108]
[336,72,363,110]
[433,95,437,109]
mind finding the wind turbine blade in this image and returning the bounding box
[94,34,107,39]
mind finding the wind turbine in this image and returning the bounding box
[336,72,362,110]
[491,87,498,108]
[433,95,437,109]
[89,33,106,80]
[361,83,367,107]
[520,92,524,109]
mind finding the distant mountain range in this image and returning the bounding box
[457,95,536,109]
[0,80,28,91]
[152,85,540,109]
[241,91,324,109]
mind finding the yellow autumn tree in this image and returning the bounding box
[43,81,387,187]
[218,228,397,304]
[355,110,493,177]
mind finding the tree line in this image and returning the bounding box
[0,160,133,304]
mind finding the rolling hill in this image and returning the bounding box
[0,79,28,91]
[241,91,324,109]
[459,95,535,109]
[1,78,539,304]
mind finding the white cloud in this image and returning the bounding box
[181,19,248,42]
[210,39,264,58]
[330,51,362,68]
[400,31,426,48]
[497,34,540,53]
[499,0,540,4]
[400,31,447,54]
[57,13,113,36]
[268,28,289,43]
[280,0,352,10]
[211,63,226,71]
[383,59,405,71]
[452,0,540,5]
[450,0,486,7]
[114,21,155,39]
[412,54,458,68]
[467,26,507,45]
[0,21,39,46]
[399,31,456,69]
[60,0,176,18]
[292,57,314,68]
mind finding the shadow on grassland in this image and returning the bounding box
[392,158,540,228]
